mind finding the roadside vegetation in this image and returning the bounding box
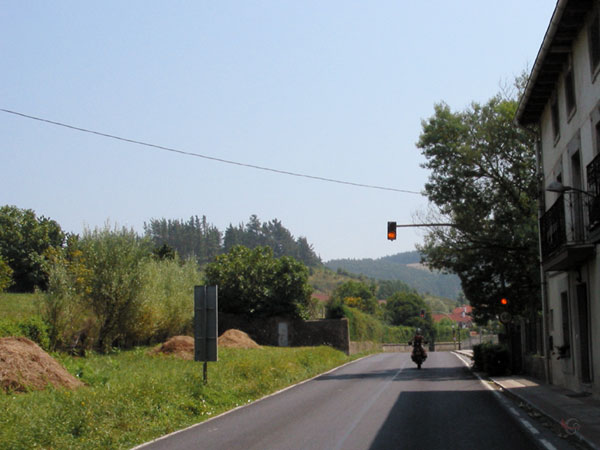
[0,345,355,449]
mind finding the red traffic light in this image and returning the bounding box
[500,298,508,306]
[387,221,397,240]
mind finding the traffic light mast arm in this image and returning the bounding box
[394,223,456,227]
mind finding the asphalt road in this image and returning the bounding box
[137,352,543,450]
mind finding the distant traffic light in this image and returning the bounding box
[500,298,508,306]
[387,221,397,240]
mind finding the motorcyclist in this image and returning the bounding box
[409,328,427,365]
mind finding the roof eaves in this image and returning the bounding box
[515,0,570,126]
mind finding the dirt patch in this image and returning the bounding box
[0,337,84,393]
[218,329,260,349]
[150,335,195,360]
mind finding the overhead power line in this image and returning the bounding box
[1,108,424,195]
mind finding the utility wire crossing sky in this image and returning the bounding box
[1,2,557,260]
[1,108,423,195]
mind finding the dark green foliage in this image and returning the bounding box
[205,246,312,319]
[0,256,12,292]
[384,291,434,338]
[78,227,152,351]
[325,252,461,299]
[144,215,221,265]
[0,316,50,350]
[330,280,378,314]
[473,343,510,376]
[417,86,540,323]
[152,243,176,261]
[377,279,413,298]
[327,304,413,343]
[146,214,321,267]
[223,216,321,267]
[0,205,65,292]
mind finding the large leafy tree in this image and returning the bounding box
[0,205,65,291]
[330,280,378,315]
[416,90,540,323]
[384,291,430,327]
[205,245,312,319]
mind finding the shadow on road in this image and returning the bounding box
[317,366,473,383]
[368,389,535,450]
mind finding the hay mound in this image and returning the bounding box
[0,337,84,393]
[219,329,260,349]
[151,335,194,360]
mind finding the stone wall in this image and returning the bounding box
[219,314,350,354]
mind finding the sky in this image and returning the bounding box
[1,1,557,261]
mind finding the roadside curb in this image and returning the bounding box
[452,351,567,450]
[488,378,598,450]
[452,351,597,450]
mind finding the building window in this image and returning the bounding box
[565,58,576,117]
[589,11,600,76]
[551,92,560,142]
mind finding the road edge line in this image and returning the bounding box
[131,353,377,449]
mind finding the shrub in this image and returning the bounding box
[473,342,510,375]
[132,257,201,343]
[79,226,151,351]
[332,305,413,343]
[0,316,50,350]
[17,316,50,350]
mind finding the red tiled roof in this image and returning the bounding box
[312,293,330,302]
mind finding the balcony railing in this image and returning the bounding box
[587,153,600,231]
[540,191,593,260]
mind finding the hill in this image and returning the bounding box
[325,251,462,300]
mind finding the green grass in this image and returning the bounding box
[0,293,39,321]
[0,345,356,449]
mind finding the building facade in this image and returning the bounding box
[517,0,600,397]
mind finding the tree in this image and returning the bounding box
[330,280,378,315]
[0,205,65,291]
[0,256,12,292]
[79,226,152,351]
[384,291,430,327]
[144,215,222,265]
[204,245,312,319]
[416,85,540,323]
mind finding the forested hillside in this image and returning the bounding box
[325,251,462,300]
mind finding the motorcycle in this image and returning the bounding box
[408,337,428,369]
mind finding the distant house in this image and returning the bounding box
[432,305,473,328]
[312,293,331,303]
[516,0,599,397]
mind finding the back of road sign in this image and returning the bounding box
[194,285,218,362]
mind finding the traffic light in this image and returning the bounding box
[500,298,508,306]
[387,221,397,241]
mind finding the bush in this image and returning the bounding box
[473,342,510,375]
[205,246,312,319]
[0,316,50,350]
[131,257,201,343]
[333,305,413,343]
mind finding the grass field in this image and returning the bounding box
[0,345,357,449]
[0,293,39,321]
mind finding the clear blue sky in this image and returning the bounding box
[1,1,556,261]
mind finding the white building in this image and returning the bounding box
[517,0,600,397]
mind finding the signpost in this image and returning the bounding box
[194,285,218,383]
